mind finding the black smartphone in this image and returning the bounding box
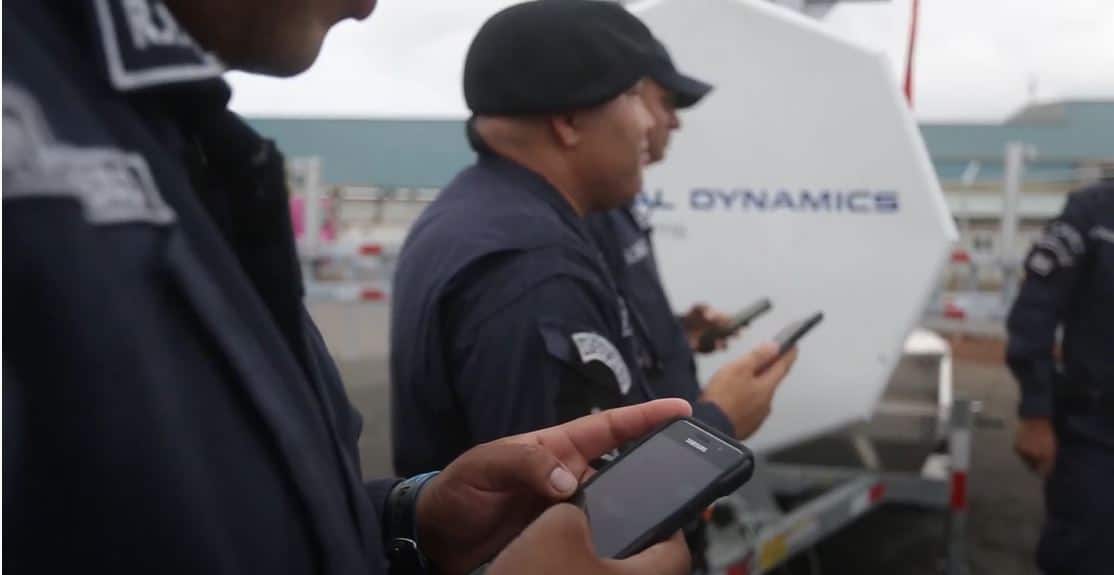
[759,311,824,372]
[573,417,755,559]
[697,297,773,352]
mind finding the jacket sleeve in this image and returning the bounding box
[449,254,635,445]
[692,400,736,437]
[365,479,402,527]
[1005,192,1093,417]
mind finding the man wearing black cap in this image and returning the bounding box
[585,37,797,446]
[391,0,797,479]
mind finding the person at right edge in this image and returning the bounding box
[585,35,776,573]
[1006,178,1114,575]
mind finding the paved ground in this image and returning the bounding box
[311,302,1045,573]
[794,359,1044,575]
[950,359,1043,575]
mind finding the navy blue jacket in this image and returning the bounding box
[586,207,734,435]
[1006,181,1114,440]
[4,1,395,572]
[391,154,654,475]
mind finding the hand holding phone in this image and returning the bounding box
[700,311,817,439]
[415,399,694,575]
[696,298,773,353]
[487,504,691,575]
[701,340,798,439]
[573,418,754,558]
[757,311,823,374]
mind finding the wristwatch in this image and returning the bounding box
[385,471,440,575]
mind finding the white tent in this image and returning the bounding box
[635,0,956,451]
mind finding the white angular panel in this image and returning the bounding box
[633,0,957,452]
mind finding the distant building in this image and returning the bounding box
[921,101,1114,290]
[248,99,1114,287]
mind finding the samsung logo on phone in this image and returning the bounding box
[637,188,900,214]
[684,438,709,453]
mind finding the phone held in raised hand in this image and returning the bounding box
[697,297,773,352]
[573,417,755,558]
[758,311,824,373]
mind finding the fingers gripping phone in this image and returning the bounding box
[573,418,755,558]
[758,311,824,373]
[696,297,773,352]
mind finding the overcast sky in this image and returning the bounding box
[227,0,1114,122]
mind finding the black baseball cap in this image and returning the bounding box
[463,0,657,116]
[645,37,713,109]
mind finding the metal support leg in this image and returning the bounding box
[945,399,974,575]
[851,429,882,471]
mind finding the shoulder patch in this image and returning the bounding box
[628,204,653,232]
[1047,221,1086,255]
[1030,220,1088,270]
[1091,225,1114,245]
[623,237,651,266]
[1025,250,1056,277]
[571,332,632,395]
[3,83,176,225]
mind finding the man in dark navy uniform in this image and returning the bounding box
[585,36,802,572]
[3,1,693,573]
[586,37,795,445]
[390,3,797,477]
[1006,179,1114,575]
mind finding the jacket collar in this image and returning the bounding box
[90,0,225,92]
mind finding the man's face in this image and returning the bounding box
[641,79,680,164]
[568,82,656,211]
[167,0,377,76]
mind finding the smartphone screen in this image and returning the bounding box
[577,419,751,558]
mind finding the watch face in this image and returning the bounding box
[387,538,423,573]
[390,538,418,551]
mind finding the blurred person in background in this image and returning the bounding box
[585,36,788,444]
[1006,178,1114,575]
[582,37,797,571]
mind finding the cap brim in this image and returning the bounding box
[655,70,713,109]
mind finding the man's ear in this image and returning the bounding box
[550,113,581,148]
